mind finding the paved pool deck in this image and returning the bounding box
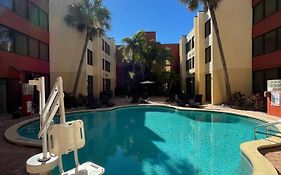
[1,96,281,174]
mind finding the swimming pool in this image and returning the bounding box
[18,106,262,175]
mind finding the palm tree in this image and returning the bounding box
[143,41,172,76]
[64,0,111,96]
[179,0,232,103]
[120,31,147,84]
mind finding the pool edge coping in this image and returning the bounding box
[5,103,281,175]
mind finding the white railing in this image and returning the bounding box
[254,120,281,140]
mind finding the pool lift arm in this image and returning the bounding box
[26,77,61,174]
[26,77,104,175]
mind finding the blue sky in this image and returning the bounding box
[103,0,199,45]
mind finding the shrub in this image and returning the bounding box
[77,94,87,107]
[99,91,113,104]
[231,91,246,107]
[245,93,266,112]
[64,92,78,108]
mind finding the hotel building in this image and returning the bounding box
[180,0,252,104]
[0,0,49,113]
[252,0,281,94]
[49,0,116,98]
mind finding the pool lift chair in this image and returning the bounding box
[26,77,104,175]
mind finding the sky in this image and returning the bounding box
[103,0,199,45]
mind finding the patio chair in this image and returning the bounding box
[48,120,104,175]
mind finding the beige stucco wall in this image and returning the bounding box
[49,0,87,95]
[211,0,252,104]
[180,0,252,104]
[49,0,116,97]
[194,12,206,101]
[179,36,187,92]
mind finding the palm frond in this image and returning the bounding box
[64,0,111,37]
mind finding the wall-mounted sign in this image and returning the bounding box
[271,92,280,106]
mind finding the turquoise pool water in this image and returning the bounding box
[18,106,262,175]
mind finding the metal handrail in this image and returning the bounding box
[254,120,281,139]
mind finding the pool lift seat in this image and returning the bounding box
[48,120,104,175]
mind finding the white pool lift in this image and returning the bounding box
[26,77,104,175]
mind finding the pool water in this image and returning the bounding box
[18,106,262,175]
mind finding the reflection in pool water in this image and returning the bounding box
[19,106,261,175]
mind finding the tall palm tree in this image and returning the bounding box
[120,31,147,83]
[179,0,232,103]
[65,0,111,96]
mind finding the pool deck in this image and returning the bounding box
[1,96,281,174]
[0,113,40,175]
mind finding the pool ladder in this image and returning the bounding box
[254,120,281,140]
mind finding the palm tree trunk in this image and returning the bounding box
[72,32,90,96]
[141,63,145,81]
[132,62,136,89]
[209,8,232,104]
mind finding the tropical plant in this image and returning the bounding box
[120,31,147,85]
[179,0,232,103]
[64,0,111,96]
[144,41,172,75]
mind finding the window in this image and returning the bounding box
[87,49,93,65]
[264,30,277,53]
[265,0,277,17]
[29,38,39,58]
[0,25,14,52]
[186,60,189,71]
[253,35,264,57]
[191,37,195,49]
[103,78,111,92]
[205,74,211,102]
[205,46,211,63]
[87,75,93,96]
[205,19,211,38]
[191,57,194,69]
[165,60,171,72]
[253,68,281,94]
[39,10,48,30]
[105,42,110,55]
[14,0,27,18]
[103,59,110,72]
[278,28,281,49]
[39,42,48,60]
[253,2,264,24]
[0,0,13,10]
[102,39,105,51]
[185,41,191,54]
[15,32,28,55]
[29,3,39,25]
[253,71,265,94]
